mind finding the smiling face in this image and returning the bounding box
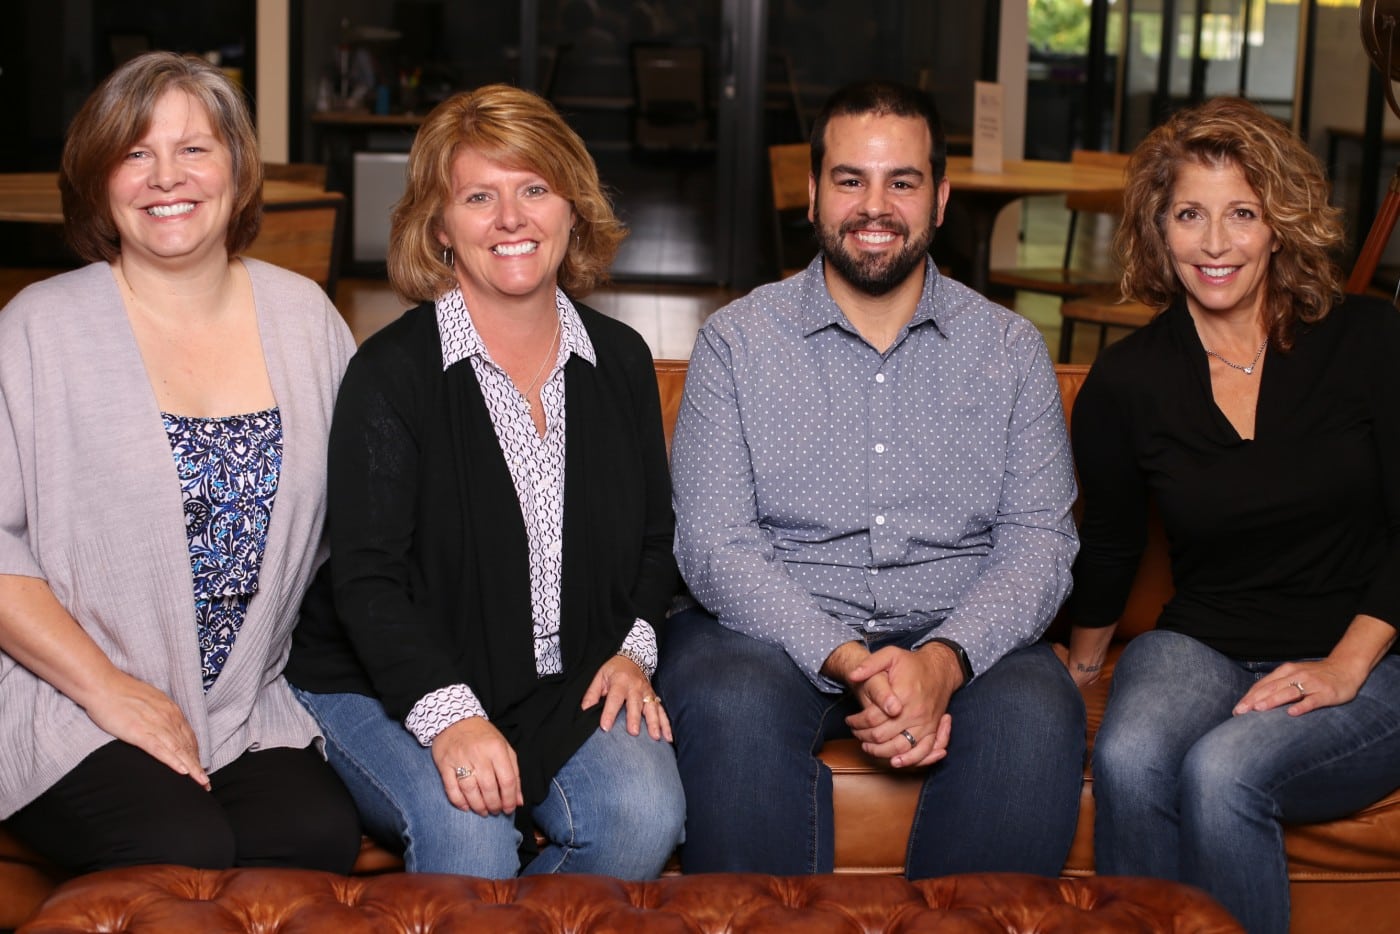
[809,112,949,297]
[436,147,576,306]
[106,89,234,269]
[1164,159,1278,324]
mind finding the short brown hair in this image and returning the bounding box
[809,80,946,185]
[59,51,263,264]
[1116,96,1343,349]
[388,84,626,303]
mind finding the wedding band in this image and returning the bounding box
[1290,681,1306,699]
[454,766,473,780]
[642,695,655,704]
[901,729,918,748]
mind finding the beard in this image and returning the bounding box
[815,201,937,297]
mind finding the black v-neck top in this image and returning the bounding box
[1067,294,1400,660]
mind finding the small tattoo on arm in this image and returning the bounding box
[1075,663,1102,674]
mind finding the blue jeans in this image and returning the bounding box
[1094,630,1400,934]
[656,607,1085,877]
[292,687,685,879]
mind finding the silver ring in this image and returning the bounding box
[900,729,918,748]
[1290,680,1306,699]
[454,766,473,780]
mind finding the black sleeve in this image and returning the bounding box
[621,333,680,630]
[324,335,462,717]
[1358,302,1400,629]
[1066,356,1152,628]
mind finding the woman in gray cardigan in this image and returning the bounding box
[0,52,360,873]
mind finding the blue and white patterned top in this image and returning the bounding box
[162,408,282,692]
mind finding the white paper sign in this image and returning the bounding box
[972,81,1003,174]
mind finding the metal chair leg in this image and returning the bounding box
[1058,317,1075,363]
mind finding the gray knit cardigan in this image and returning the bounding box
[0,259,355,817]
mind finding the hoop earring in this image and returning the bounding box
[441,247,454,267]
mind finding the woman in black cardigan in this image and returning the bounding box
[287,85,684,878]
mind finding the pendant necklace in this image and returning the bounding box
[1203,338,1268,375]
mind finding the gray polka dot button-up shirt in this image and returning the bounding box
[671,258,1078,691]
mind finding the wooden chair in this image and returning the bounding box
[768,142,813,279]
[1058,296,1158,363]
[262,162,328,189]
[988,149,1129,301]
[630,44,712,155]
[244,192,346,300]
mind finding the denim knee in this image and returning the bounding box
[536,727,685,878]
[660,609,814,740]
[579,769,685,875]
[293,687,522,877]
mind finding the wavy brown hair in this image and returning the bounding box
[59,51,263,264]
[388,84,626,304]
[1116,96,1343,349]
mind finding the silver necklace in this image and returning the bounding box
[520,312,561,401]
[1203,338,1268,375]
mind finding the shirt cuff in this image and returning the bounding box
[404,683,488,746]
[616,619,659,678]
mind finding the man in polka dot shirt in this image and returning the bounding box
[658,80,1085,877]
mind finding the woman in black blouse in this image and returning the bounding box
[1061,97,1400,934]
[286,85,683,878]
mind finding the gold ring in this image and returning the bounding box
[642,695,657,704]
[454,766,473,780]
[1290,680,1306,699]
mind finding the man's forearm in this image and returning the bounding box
[820,639,870,685]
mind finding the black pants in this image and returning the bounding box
[6,740,362,874]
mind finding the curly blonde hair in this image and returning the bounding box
[1116,97,1344,349]
[388,84,626,304]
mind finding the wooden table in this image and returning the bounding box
[0,173,337,224]
[943,155,1127,295]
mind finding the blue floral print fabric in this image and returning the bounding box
[162,408,282,692]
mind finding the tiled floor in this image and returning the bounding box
[337,194,1132,364]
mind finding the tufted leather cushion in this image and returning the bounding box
[20,867,1245,933]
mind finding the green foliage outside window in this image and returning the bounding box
[1029,0,1091,54]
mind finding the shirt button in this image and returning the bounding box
[868,567,878,576]
[875,515,886,526]
[875,373,886,384]
[874,443,885,454]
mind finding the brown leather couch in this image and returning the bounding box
[4,360,1396,931]
[20,867,1244,933]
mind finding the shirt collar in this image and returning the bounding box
[795,254,951,340]
[436,287,597,372]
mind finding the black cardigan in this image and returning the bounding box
[288,300,678,803]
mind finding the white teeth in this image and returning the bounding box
[1201,266,1236,278]
[855,231,896,244]
[146,203,194,217]
[493,241,538,256]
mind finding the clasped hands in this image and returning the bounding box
[431,654,669,817]
[827,641,964,770]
